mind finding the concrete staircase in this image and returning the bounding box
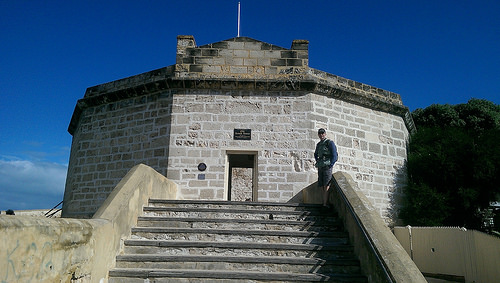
[108,200,367,282]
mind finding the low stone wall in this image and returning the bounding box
[0,216,111,282]
[0,209,61,217]
[0,164,178,283]
[330,171,426,283]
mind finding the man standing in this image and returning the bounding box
[314,128,338,209]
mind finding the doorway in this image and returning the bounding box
[226,152,258,201]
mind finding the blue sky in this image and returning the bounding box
[1,1,499,211]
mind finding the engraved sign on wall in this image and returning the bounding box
[234,129,251,140]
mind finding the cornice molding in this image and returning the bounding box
[69,71,415,135]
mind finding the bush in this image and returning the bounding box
[400,99,500,230]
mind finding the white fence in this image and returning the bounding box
[394,226,500,283]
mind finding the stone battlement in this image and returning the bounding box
[82,36,403,108]
[75,36,412,134]
[175,35,309,79]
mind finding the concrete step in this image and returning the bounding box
[123,239,355,258]
[143,206,336,222]
[108,268,367,283]
[130,227,349,245]
[148,199,330,213]
[136,215,342,232]
[108,200,366,282]
[115,254,361,274]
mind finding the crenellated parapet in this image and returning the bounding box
[175,35,309,79]
[73,36,413,135]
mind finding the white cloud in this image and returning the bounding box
[0,158,67,210]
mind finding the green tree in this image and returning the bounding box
[401,99,500,230]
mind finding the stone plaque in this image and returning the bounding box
[234,129,251,140]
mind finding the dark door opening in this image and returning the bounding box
[227,153,256,201]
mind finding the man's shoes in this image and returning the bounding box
[321,205,330,212]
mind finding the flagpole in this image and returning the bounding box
[237,2,241,37]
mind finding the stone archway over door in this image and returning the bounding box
[226,152,257,201]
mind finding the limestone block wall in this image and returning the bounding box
[175,35,309,79]
[63,92,174,218]
[64,89,407,221]
[309,94,409,221]
[166,90,408,221]
[165,89,315,201]
[63,89,315,217]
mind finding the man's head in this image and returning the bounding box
[318,128,326,140]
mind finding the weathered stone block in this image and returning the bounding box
[291,39,309,50]
[257,58,271,66]
[296,51,308,59]
[391,129,405,140]
[218,48,233,57]
[270,59,286,66]
[198,188,215,199]
[211,41,228,49]
[202,65,222,73]
[194,57,213,64]
[189,65,202,72]
[182,57,194,64]
[249,50,265,58]
[227,41,245,49]
[369,143,382,154]
[244,42,262,50]
[230,66,248,74]
[186,48,201,57]
[233,49,249,57]
[264,50,283,59]
[281,50,297,58]
[244,58,257,66]
[265,66,278,75]
[201,49,218,56]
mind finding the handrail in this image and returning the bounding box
[330,176,395,283]
[45,200,63,218]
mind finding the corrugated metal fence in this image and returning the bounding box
[394,226,500,283]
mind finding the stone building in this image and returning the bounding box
[62,35,414,221]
